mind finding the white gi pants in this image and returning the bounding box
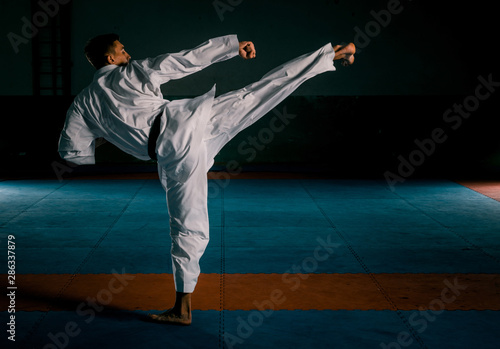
[158,42,336,293]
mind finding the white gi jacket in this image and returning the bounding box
[58,35,240,183]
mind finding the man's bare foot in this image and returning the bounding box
[148,308,192,326]
[332,43,356,66]
[147,292,192,326]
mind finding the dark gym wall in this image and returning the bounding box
[1,1,499,178]
[1,0,493,96]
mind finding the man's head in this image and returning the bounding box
[84,33,131,69]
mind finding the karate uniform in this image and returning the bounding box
[59,35,336,293]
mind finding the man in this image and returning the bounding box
[58,33,355,325]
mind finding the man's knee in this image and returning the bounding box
[170,225,210,241]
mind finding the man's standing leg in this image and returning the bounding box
[149,145,210,325]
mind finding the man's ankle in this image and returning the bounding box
[174,292,192,314]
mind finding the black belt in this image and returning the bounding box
[148,112,162,161]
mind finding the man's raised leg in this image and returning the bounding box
[203,41,355,159]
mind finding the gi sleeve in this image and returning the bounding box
[137,34,240,84]
[58,104,97,165]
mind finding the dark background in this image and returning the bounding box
[0,0,498,179]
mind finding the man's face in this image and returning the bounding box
[107,40,131,66]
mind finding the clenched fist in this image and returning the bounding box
[239,41,256,59]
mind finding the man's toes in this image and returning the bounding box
[346,42,356,55]
[147,311,192,326]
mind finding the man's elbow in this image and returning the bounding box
[59,151,96,166]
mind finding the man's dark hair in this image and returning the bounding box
[84,33,120,69]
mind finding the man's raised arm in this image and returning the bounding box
[136,35,255,84]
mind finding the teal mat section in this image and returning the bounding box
[1,178,500,348]
[1,179,500,274]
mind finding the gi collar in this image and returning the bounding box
[93,64,119,81]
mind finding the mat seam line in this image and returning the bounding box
[301,180,428,349]
[219,186,226,349]
[0,181,70,229]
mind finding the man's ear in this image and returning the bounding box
[106,54,114,65]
